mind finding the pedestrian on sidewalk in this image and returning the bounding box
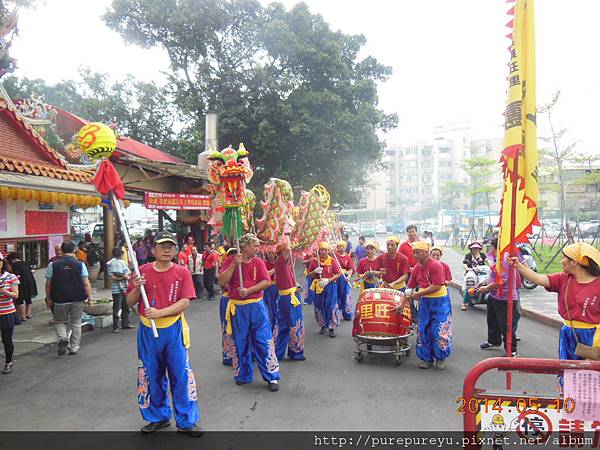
[45,241,94,356]
[399,224,419,268]
[187,246,203,299]
[478,239,520,357]
[404,241,452,370]
[133,238,148,267]
[6,252,37,322]
[0,254,19,374]
[203,243,219,301]
[125,231,202,436]
[47,245,63,325]
[107,247,133,333]
[75,241,89,266]
[219,233,281,391]
[510,242,600,364]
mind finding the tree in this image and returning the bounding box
[460,156,500,227]
[440,179,466,210]
[104,0,397,204]
[539,90,578,238]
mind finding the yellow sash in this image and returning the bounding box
[140,313,191,349]
[564,320,600,347]
[389,280,406,290]
[226,297,262,335]
[278,287,301,307]
[310,278,325,294]
[421,286,448,299]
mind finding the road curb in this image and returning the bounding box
[449,280,562,330]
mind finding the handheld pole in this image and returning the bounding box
[111,192,159,338]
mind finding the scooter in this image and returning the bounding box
[517,243,538,290]
[462,265,490,306]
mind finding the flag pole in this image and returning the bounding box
[111,192,159,338]
[505,154,520,389]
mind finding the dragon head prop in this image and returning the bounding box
[207,143,254,208]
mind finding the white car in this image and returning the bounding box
[375,223,386,234]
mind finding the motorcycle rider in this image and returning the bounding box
[461,242,488,310]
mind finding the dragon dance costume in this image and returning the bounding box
[222,256,280,384]
[308,252,341,331]
[263,259,279,332]
[219,290,235,366]
[273,251,305,360]
[129,263,199,429]
[408,255,453,364]
[335,249,355,321]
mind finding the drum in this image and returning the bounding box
[352,288,411,338]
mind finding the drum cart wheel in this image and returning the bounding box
[353,333,412,366]
[393,354,402,365]
[355,351,364,362]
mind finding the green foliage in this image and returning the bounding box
[460,156,499,211]
[104,0,397,204]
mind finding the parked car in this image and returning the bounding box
[359,222,376,237]
[375,223,386,234]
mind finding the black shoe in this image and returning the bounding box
[57,340,68,356]
[516,336,521,342]
[292,356,306,361]
[328,328,336,338]
[177,425,203,437]
[268,381,279,392]
[480,342,500,350]
[68,349,77,355]
[319,326,326,335]
[141,420,170,433]
[235,380,245,385]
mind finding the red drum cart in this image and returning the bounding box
[352,288,413,365]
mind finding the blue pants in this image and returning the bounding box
[559,325,597,360]
[219,295,235,366]
[263,284,279,332]
[416,295,453,362]
[314,282,339,330]
[304,276,314,305]
[231,301,280,384]
[275,291,305,360]
[336,278,354,321]
[137,320,199,429]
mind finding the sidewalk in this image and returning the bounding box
[3,271,115,358]
[442,246,562,329]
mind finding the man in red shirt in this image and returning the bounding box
[219,233,280,391]
[307,242,342,337]
[377,236,410,291]
[273,240,305,361]
[202,243,219,301]
[126,232,201,436]
[399,224,419,268]
[356,242,383,293]
[405,241,452,370]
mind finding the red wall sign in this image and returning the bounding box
[25,211,68,235]
[145,192,211,210]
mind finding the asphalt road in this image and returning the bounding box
[0,271,562,432]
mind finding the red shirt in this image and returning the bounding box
[546,272,600,324]
[274,254,295,291]
[336,252,355,272]
[407,258,445,290]
[204,252,219,269]
[265,259,276,282]
[399,241,417,268]
[221,256,270,300]
[356,257,382,275]
[308,257,341,279]
[126,263,196,317]
[377,252,409,284]
[177,251,188,266]
[440,261,453,282]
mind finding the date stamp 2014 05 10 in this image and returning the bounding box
[456,396,576,415]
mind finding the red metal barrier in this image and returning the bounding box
[463,357,600,449]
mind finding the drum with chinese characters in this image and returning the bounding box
[352,288,411,338]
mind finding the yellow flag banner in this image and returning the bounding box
[497,0,540,265]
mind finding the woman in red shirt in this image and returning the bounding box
[510,242,600,362]
[356,242,383,294]
[335,241,355,321]
[307,242,342,337]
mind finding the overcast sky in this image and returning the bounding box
[9,0,600,152]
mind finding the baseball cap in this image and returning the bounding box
[154,232,177,245]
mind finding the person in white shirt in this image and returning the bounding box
[187,246,203,299]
